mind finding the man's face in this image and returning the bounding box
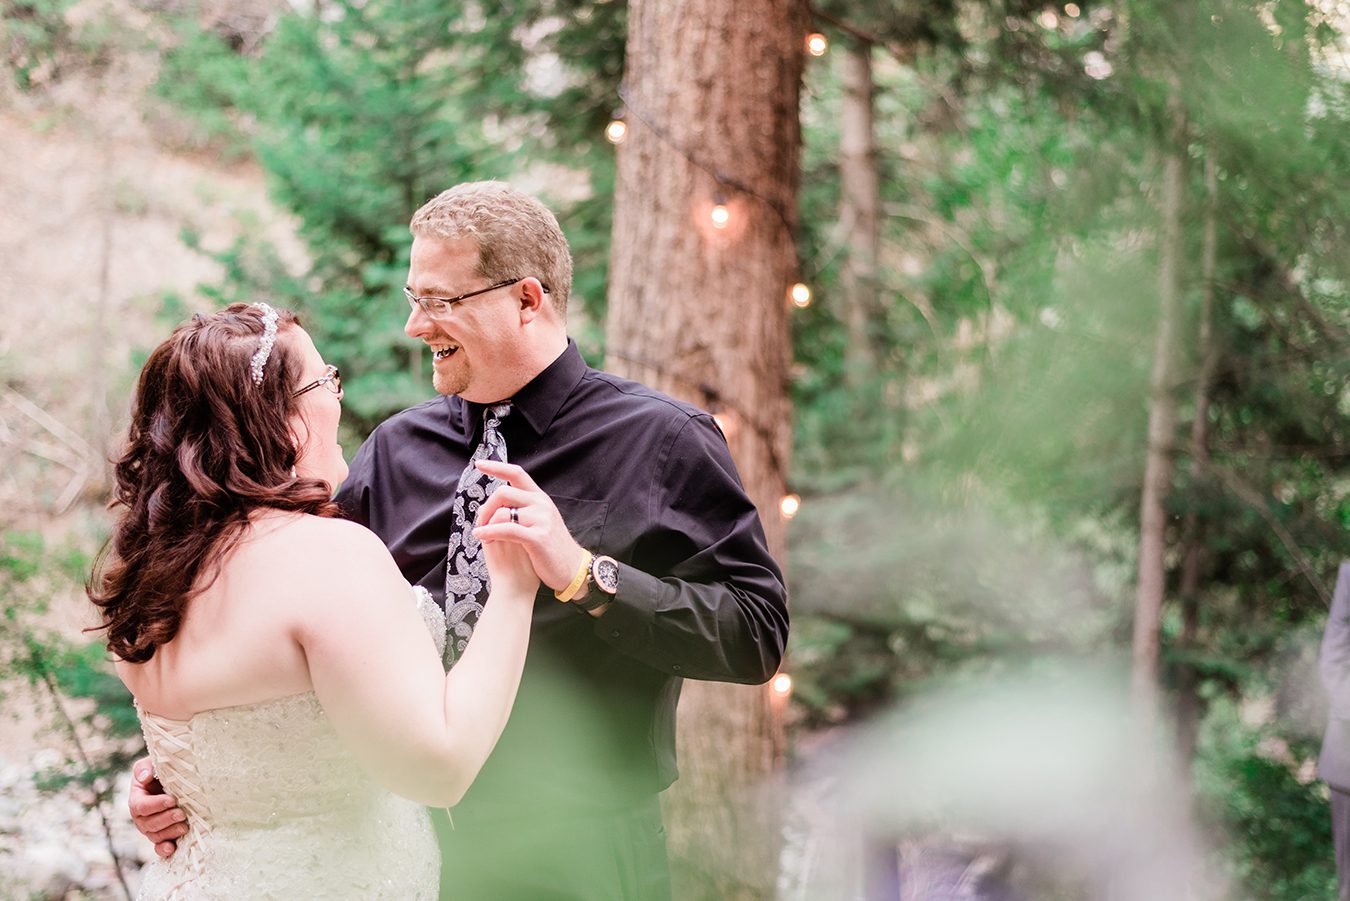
[405,235,524,402]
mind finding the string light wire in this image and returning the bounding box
[616,83,799,243]
[609,45,838,508]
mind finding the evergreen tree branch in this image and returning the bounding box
[26,637,133,901]
[1193,459,1333,608]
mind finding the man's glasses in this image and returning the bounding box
[293,364,342,398]
[404,278,549,320]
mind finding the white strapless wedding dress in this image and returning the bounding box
[133,587,445,899]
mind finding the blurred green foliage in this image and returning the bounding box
[1196,696,1338,901]
[0,529,140,847]
[3,0,86,89]
[789,0,1348,701]
[785,1,1347,892]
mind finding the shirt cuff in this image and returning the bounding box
[591,563,670,671]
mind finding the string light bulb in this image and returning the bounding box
[710,404,735,438]
[605,118,628,144]
[771,672,793,698]
[789,282,812,308]
[806,33,828,56]
[779,493,801,520]
[710,194,730,230]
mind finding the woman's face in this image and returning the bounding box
[287,327,348,491]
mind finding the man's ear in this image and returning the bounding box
[518,277,548,322]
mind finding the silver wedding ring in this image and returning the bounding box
[509,508,519,524]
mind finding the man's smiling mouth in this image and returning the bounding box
[432,343,460,360]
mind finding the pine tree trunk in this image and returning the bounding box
[1132,94,1187,731]
[1175,151,1219,772]
[839,38,880,381]
[606,1,805,897]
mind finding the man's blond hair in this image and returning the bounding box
[410,181,573,316]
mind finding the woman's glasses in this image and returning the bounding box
[292,365,341,398]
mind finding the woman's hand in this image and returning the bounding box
[477,503,541,600]
[128,756,186,858]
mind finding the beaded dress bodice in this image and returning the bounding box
[133,587,445,899]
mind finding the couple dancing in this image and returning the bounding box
[92,182,789,899]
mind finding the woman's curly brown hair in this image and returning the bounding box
[88,303,339,663]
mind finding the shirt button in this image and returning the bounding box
[672,665,682,672]
[611,630,621,638]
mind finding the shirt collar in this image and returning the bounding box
[453,339,588,443]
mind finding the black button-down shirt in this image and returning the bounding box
[335,341,788,819]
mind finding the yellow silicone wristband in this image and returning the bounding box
[555,551,593,603]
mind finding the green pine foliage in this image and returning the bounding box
[155,1,521,432]
[153,0,627,433]
[0,528,141,825]
[1195,697,1338,901]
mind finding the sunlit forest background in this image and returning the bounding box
[1,0,1348,898]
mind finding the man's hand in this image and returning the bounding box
[129,756,186,859]
[473,460,589,595]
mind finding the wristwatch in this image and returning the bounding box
[571,553,619,613]
[590,554,620,597]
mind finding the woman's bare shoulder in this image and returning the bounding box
[247,513,404,600]
[249,512,387,556]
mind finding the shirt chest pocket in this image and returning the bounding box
[551,495,608,550]
[536,495,608,607]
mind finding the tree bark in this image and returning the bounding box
[607,0,805,897]
[1132,93,1187,733]
[1175,150,1219,774]
[839,38,880,381]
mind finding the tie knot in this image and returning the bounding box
[484,403,512,433]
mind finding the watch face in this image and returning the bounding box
[594,556,620,594]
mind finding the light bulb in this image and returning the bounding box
[605,119,628,144]
[779,493,801,520]
[806,33,828,56]
[710,203,730,229]
[771,673,793,697]
[710,409,737,441]
[789,282,812,308]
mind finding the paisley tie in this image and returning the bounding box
[443,402,512,668]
